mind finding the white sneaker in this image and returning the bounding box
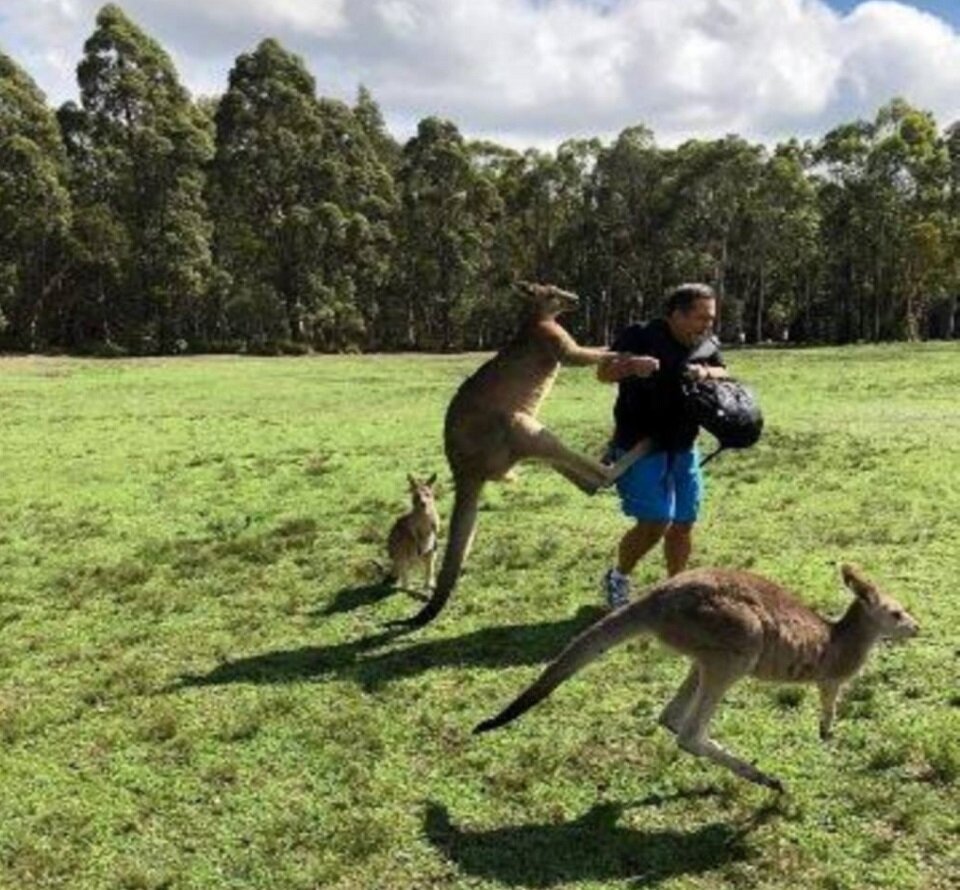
[601,568,631,609]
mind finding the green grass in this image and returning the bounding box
[0,344,958,890]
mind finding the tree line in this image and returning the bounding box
[2,4,958,355]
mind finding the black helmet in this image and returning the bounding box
[682,377,763,465]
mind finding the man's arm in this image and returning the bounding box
[686,338,728,381]
[686,363,729,382]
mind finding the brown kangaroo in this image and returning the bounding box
[386,473,440,593]
[475,564,919,791]
[391,282,647,629]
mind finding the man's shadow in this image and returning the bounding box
[175,606,605,693]
[423,795,777,887]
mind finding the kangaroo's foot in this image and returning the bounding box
[553,463,606,495]
[678,733,785,792]
[657,714,681,736]
[601,439,653,486]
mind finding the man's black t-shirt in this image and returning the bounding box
[611,319,725,451]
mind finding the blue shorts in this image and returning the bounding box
[613,446,703,523]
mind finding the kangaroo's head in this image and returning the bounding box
[841,563,919,641]
[515,281,579,318]
[407,473,438,513]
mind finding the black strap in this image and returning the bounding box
[698,445,725,467]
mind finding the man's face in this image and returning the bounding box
[667,297,716,347]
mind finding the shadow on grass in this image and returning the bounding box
[316,581,429,617]
[423,796,772,887]
[176,606,603,692]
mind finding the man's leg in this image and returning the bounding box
[663,522,694,576]
[619,520,670,574]
[602,449,670,607]
[665,447,703,577]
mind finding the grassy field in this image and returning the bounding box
[0,344,958,890]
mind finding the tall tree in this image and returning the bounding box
[816,100,952,341]
[59,4,213,352]
[0,52,72,349]
[211,40,395,350]
[393,117,501,350]
[354,85,400,171]
[743,142,821,342]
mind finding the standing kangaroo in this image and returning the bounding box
[392,282,646,629]
[386,473,440,593]
[475,564,919,791]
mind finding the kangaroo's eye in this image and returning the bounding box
[892,610,904,620]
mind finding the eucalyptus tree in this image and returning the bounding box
[547,137,605,337]
[660,136,764,338]
[393,117,502,350]
[583,125,668,338]
[0,52,72,349]
[211,40,395,350]
[816,100,951,341]
[872,100,952,339]
[58,4,214,352]
[937,120,960,337]
[354,85,400,171]
[743,141,821,341]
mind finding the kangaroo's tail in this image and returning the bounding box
[393,476,482,629]
[474,598,655,733]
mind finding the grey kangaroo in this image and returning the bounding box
[391,281,647,629]
[475,564,919,791]
[386,473,440,593]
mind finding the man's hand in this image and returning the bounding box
[597,353,660,383]
[685,364,728,382]
[625,355,660,377]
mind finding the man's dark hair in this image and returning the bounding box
[664,283,717,316]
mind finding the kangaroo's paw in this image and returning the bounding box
[657,715,681,736]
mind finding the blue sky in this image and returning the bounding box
[3,1,960,148]
[825,0,960,27]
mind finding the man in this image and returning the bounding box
[596,283,728,608]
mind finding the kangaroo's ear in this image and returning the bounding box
[426,473,437,487]
[841,563,878,604]
[407,473,417,489]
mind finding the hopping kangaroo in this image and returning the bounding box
[475,564,918,791]
[386,473,440,593]
[393,282,646,629]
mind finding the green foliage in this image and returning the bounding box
[59,3,214,353]
[1,8,960,353]
[0,52,72,350]
[391,117,504,350]
[0,345,957,889]
[210,41,396,352]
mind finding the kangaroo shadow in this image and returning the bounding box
[176,606,604,693]
[424,797,765,888]
[315,580,427,617]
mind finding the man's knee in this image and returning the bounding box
[632,520,670,541]
[665,522,694,542]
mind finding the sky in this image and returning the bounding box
[3,1,960,149]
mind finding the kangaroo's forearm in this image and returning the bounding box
[560,345,611,367]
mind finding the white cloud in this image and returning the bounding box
[3,0,960,147]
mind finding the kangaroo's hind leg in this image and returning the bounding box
[508,413,612,494]
[676,659,785,792]
[658,665,700,735]
[422,549,436,592]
